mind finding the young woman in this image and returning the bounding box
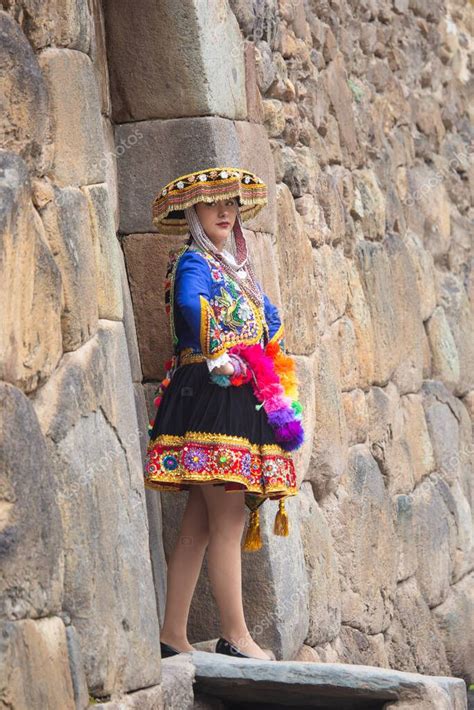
[144,167,303,660]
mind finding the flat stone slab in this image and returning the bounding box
[169,651,467,709]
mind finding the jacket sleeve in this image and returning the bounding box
[263,292,285,348]
[174,251,228,360]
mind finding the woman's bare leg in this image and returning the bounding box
[200,485,271,660]
[160,485,209,651]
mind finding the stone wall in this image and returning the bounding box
[0,0,472,707]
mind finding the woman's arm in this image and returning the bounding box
[174,251,231,364]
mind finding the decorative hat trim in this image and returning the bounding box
[152,166,268,235]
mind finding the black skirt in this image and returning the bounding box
[144,361,297,500]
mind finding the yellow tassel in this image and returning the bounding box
[242,509,262,551]
[273,498,289,536]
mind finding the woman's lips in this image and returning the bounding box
[217,222,230,227]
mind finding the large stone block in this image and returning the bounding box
[412,475,456,609]
[298,482,341,647]
[308,333,348,497]
[4,0,91,51]
[115,117,240,234]
[344,260,376,389]
[274,183,317,355]
[425,306,460,391]
[31,322,161,696]
[383,234,425,394]
[245,230,282,307]
[386,576,450,676]
[0,12,51,174]
[235,121,277,234]
[103,0,246,122]
[321,445,397,634]
[82,183,124,321]
[354,240,400,386]
[39,184,99,352]
[0,152,63,392]
[433,571,474,685]
[405,165,451,259]
[435,270,474,397]
[351,169,386,241]
[403,230,436,322]
[0,383,63,618]
[38,48,105,187]
[0,617,76,709]
[322,53,362,167]
[312,244,349,332]
[122,233,183,381]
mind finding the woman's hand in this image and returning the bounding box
[211,362,235,376]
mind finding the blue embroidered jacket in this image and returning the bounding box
[168,246,284,361]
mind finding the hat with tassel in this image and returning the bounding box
[152,166,268,235]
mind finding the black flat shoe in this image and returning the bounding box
[160,640,181,658]
[215,637,273,660]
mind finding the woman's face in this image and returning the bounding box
[195,198,238,250]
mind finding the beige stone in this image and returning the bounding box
[262,97,286,137]
[344,260,376,389]
[405,165,451,259]
[412,475,456,609]
[235,121,277,235]
[0,617,76,710]
[39,185,99,352]
[312,244,349,330]
[244,41,264,124]
[0,153,62,392]
[122,233,183,381]
[0,13,51,175]
[432,572,474,685]
[342,389,369,445]
[386,576,450,676]
[435,270,474,396]
[321,445,397,634]
[103,0,247,121]
[403,229,436,322]
[31,322,161,695]
[400,393,436,485]
[274,183,317,355]
[38,48,106,187]
[5,0,91,51]
[308,333,348,496]
[245,230,282,307]
[298,483,341,647]
[0,382,63,617]
[322,53,362,166]
[354,240,398,386]
[425,306,460,391]
[351,169,386,241]
[82,183,124,321]
[384,234,425,395]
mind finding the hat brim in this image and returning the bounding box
[152,167,267,235]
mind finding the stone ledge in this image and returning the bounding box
[181,651,467,709]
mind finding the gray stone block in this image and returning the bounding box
[103,0,246,122]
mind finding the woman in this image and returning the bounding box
[144,167,303,661]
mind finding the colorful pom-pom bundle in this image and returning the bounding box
[228,341,304,452]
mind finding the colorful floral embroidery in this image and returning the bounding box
[144,431,297,498]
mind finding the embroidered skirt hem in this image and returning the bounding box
[144,361,298,500]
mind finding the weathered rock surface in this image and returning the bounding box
[31,322,161,696]
[103,0,247,122]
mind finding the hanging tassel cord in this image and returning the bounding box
[242,509,263,551]
[273,498,289,536]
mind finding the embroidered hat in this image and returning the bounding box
[152,166,267,234]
